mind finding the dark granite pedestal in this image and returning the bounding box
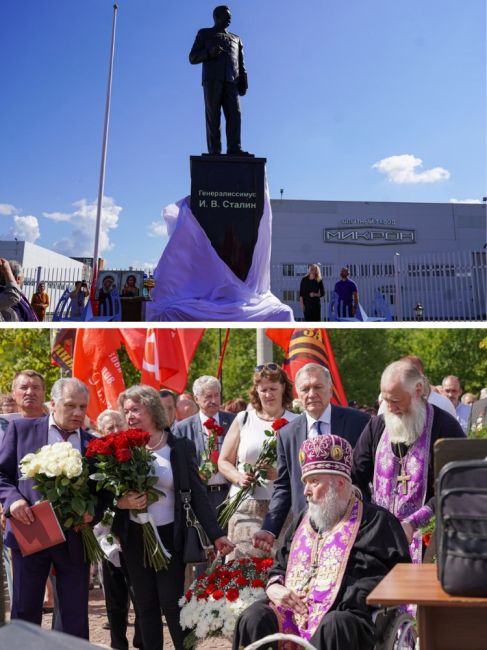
[190,155,267,281]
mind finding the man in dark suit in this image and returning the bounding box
[253,363,370,553]
[189,5,249,155]
[174,375,235,516]
[0,378,98,639]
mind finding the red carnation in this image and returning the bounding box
[260,557,274,568]
[212,589,224,600]
[185,590,192,601]
[225,588,239,602]
[210,450,219,464]
[115,448,132,462]
[236,575,248,587]
[423,533,431,547]
[197,593,208,601]
[272,418,289,431]
[251,579,265,589]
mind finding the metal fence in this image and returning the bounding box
[22,266,92,319]
[271,250,487,321]
[21,266,154,320]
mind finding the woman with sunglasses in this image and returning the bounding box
[218,363,297,558]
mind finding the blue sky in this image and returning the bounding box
[1,0,485,270]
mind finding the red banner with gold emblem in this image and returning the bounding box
[265,328,347,406]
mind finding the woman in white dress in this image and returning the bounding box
[218,363,297,558]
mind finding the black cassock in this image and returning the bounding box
[233,500,410,650]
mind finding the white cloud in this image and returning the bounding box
[130,260,157,272]
[42,211,72,222]
[10,215,40,242]
[449,198,482,204]
[372,154,450,184]
[147,220,168,237]
[0,203,19,216]
[50,196,122,256]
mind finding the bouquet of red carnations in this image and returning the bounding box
[218,418,288,528]
[86,429,170,571]
[179,556,273,647]
[199,418,225,483]
[20,442,105,563]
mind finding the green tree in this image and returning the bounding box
[388,328,487,394]
[188,329,256,402]
[0,330,60,393]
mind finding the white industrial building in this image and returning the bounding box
[270,200,486,321]
[0,241,89,310]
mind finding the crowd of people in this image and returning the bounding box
[0,358,484,649]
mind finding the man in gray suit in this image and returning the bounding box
[174,375,235,515]
[253,363,370,553]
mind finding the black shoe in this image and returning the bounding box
[227,149,254,156]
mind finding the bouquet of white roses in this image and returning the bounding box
[179,556,273,648]
[20,442,105,563]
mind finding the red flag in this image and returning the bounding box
[72,329,125,421]
[266,328,347,406]
[119,328,204,394]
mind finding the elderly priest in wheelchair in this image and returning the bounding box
[233,435,411,650]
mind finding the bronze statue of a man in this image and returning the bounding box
[189,5,250,156]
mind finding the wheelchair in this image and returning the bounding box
[242,607,418,650]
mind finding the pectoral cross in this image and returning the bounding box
[397,470,411,495]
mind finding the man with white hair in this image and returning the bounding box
[254,363,370,553]
[352,359,464,563]
[0,378,99,638]
[174,375,235,513]
[233,435,410,650]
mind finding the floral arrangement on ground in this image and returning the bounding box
[179,555,273,648]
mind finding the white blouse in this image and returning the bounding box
[229,409,297,500]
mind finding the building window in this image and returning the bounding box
[282,289,295,301]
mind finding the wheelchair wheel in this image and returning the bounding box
[381,612,418,650]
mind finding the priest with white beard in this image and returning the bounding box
[352,359,465,563]
[233,435,410,650]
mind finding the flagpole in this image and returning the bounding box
[91,3,118,302]
[216,329,230,387]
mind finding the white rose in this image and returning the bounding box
[64,459,83,479]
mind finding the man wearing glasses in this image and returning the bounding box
[253,362,370,554]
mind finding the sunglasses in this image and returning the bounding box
[255,363,280,372]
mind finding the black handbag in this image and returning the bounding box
[436,459,487,596]
[177,449,213,564]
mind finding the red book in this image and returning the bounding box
[10,501,66,556]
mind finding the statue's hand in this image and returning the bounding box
[209,45,223,58]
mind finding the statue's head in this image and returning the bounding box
[213,5,231,29]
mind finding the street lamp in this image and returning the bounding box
[414,302,424,321]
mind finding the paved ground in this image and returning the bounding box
[40,586,232,649]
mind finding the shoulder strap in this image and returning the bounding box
[174,439,191,500]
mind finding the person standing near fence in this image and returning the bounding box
[334,267,359,318]
[30,282,49,321]
[299,264,324,321]
[70,281,89,318]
